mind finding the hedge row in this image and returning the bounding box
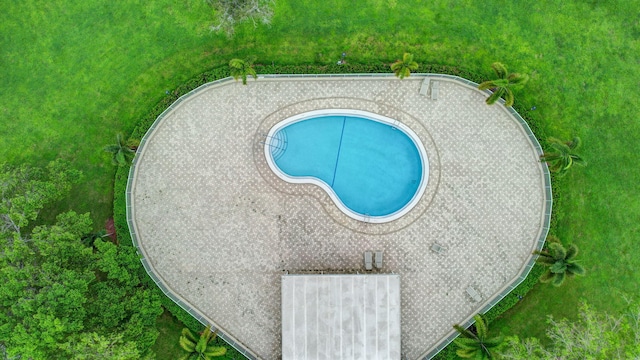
[114,63,554,359]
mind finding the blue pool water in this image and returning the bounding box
[270,115,424,217]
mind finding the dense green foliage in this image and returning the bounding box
[0,162,162,359]
[2,0,639,358]
[453,314,503,359]
[59,332,149,360]
[501,302,640,359]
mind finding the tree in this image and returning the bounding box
[229,58,258,85]
[534,235,585,286]
[390,53,419,79]
[179,325,227,360]
[59,332,149,360]
[500,302,640,359]
[499,336,547,359]
[0,162,161,359]
[207,0,275,36]
[540,137,586,176]
[477,62,529,107]
[0,211,96,359]
[453,314,504,359]
[104,134,138,167]
[88,239,162,353]
[0,159,82,237]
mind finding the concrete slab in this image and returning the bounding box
[281,275,401,360]
[128,75,549,359]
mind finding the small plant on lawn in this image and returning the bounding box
[453,314,504,359]
[229,58,258,85]
[540,137,586,176]
[104,134,139,167]
[179,325,227,360]
[391,53,419,79]
[207,0,275,36]
[477,62,529,107]
[534,235,585,287]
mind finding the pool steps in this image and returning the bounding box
[262,130,288,160]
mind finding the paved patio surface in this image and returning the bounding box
[129,76,547,359]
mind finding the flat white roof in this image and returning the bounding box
[281,274,401,360]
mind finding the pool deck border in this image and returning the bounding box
[125,73,552,360]
[264,108,429,223]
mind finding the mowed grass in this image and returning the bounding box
[152,311,248,359]
[152,311,187,358]
[2,0,639,355]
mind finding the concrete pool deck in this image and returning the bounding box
[127,75,550,359]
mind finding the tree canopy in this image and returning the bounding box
[500,302,640,359]
[0,161,162,359]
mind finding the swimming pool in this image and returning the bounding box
[264,109,428,223]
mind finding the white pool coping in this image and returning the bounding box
[264,109,429,224]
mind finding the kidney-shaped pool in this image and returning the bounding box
[264,109,428,223]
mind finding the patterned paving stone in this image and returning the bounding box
[129,76,547,360]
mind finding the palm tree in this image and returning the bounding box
[540,137,586,176]
[179,325,227,360]
[229,58,257,85]
[453,314,503,359]
[391,53,419,79]
[477,62,529,107]
[534,236,585,287]
[103,134,138,167]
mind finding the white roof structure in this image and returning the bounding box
[281,274,401,360]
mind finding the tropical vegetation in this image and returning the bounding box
[477,62,529,107]
[500,302,640,359]
[540,137,586,176]
[391,53,419,79]
[1,0,638,358]
[533,236,586,287]
[179,325,227,360]
[0,161,161,359]
[104,134,138,167]
[229,58,258,85]
[453,314,503,359]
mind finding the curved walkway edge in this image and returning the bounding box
[126,73,552,360]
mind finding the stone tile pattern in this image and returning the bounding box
[252,95,441,235]
[130,77,546,360]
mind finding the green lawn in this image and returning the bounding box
[152,310,187,358]
[2,0,639,356]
